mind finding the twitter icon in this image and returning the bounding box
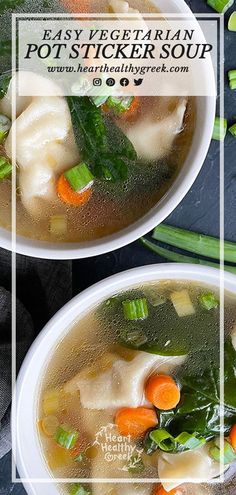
[134,78,143,86]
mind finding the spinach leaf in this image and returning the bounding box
[159,339,236,440]
[67,96,137,182]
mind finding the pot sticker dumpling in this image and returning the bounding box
[64,350,186,409]
[123,98,187,162]
[158,445,224,492]
[3,73,79,218]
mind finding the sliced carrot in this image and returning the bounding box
[121,96,140,119]
[41,415,59,437]
[229,424,236,451]
[145,374,180,411]
[154,486,184,495]
[115,406,157,438]
[57,174,92,207]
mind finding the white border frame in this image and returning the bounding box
[10,9,226,492]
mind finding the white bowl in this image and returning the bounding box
[0,0,216,259]
[15,263,236,495]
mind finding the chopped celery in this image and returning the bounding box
[145,288,167,307]
[50,215,67,236]
[228,11,236,31]
[122,298,148,320]
[0,156,12,179]
[55,425,79,449]
[120,328,148,347]
[198,292,219,310]
[64,162,94,192]
[0,114,11,143]
[229,123,236,137]
[207,0,234,13]
[43,389,60,416]
[170,290,195,317]
[212,117,227,141]
[69,484,91,495]
[228,70,236,90]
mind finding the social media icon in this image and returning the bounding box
[120,78,129,87]
[134,78,143,86]
[106,78,116,87]
[93,78,102,86]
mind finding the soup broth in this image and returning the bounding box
[38,280,236,495]
[0,0,196,243]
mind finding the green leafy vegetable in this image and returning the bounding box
[159,340,236,440]
[66,96,136,182]
[198,292,219,310]
[0,156,12,179]
[69,484,91,495]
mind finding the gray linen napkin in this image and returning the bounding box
[0,248,72,459]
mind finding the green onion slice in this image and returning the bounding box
[228,11,236,31]
[0,156,12,179]
[0,114,11,143]
[209,439,236,464]
[212,117,227,141]
[198,292,219,310]
[64,162,94,192]
[149,428,206,453]
[69,484,91,495]
[55,425,79,449]
[229,123,236,137]
[122,298,149,321]
[207,0,234,13]
[106,96,134,114]
[228,70,236,90]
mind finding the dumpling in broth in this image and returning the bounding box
[3,73,79,218]
[158,445,224,492]
[121,98,187,162]
[64,350,186,409]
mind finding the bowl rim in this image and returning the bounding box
[15,263,236,495]
[0,0,216,259]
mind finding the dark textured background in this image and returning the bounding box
[0,0,236,493]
